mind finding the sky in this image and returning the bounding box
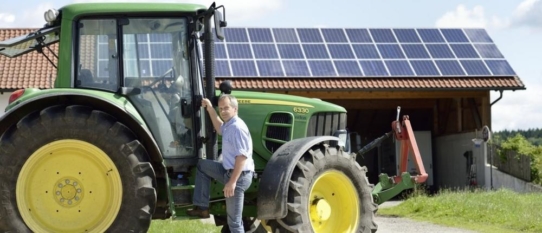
[0,0,541,132]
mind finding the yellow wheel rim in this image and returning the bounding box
[309,170,359,233]
[16,139,122,233]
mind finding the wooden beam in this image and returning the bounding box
[271,90,488,99]
[468,98,482,129]
[481,94,490,128]
[456,98,462,132]
[329,99,436,110]
[433,104,439,135]
[438,99,453,134]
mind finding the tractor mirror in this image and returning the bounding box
[214,8,226,40]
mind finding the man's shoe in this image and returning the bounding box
[186,206,210,218]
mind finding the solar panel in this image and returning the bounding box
[226,44,253,59]
[328,44,355,59]
[257,60,284,76]
[334,60,362,76]
[411,60,440,76]
[272,28,298,42]
[248,28,273,42]
[308,60,336,76]
[252,44,278,59]
[425,44,455,58]
[441,29,469,43]
[277,44,304,59]
[394,29,421,43]
[297,28,323,43]
[385,60,414,76]
[460,60,491,75]
[370,29,397,43]
[214,27,516,77]
[303,44,329,59]
[352,44,380,59]
[345,29,372,43]
[401,44,430,59]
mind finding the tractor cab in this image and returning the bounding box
[0,4,227,160]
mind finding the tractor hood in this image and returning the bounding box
[225,90,346,113]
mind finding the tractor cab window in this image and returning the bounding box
[76,19,118,91]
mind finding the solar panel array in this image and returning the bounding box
[210,28,516,78]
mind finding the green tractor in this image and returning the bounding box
[0,2,427,233]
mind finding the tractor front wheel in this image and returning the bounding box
[268,144,378,233]
[0,105,156,232]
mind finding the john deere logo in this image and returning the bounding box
[293,107,309,114]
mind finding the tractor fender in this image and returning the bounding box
[257,136,339,220]
[0,92,163,164]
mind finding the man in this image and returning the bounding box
[187,94,254,233]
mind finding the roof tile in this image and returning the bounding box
[216,77,525,91]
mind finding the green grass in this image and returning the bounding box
[378,188,542,233]
[149,219,220,233]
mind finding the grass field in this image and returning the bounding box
[378,188,542,233]
[149,219,220,233]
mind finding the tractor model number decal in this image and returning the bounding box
[293,107,309,114]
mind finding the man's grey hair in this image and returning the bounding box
[218,94,238,109]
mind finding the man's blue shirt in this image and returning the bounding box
[220,116,254,171]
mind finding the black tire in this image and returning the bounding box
[268,144,378,233]
[0,105,157,232]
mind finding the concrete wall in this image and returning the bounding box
[489,165,542,193]
[435,132,486,189]
[0,92,10,117]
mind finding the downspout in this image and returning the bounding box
[488,89,503,191]
[490,90,503,107]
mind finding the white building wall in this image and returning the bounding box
[435,132,486,189]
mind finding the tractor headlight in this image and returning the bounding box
[44,9,59,25]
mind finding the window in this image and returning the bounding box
[77,19,118,91]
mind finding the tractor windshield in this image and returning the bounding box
[76,17,194,158]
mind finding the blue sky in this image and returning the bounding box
[1,0,541,132]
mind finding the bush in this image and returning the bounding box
[497,134,542,185]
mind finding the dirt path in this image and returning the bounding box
[376,201,477,233]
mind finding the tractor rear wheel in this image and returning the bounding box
[268,144,378,233]
[0,105,156,233]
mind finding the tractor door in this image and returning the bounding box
[75,17,197,158]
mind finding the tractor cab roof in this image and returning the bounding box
[60,2,207,20]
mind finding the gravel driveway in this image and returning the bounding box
[376,201,477,233]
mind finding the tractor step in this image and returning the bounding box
[171,185,194,205]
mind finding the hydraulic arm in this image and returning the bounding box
[355,107,428,205]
